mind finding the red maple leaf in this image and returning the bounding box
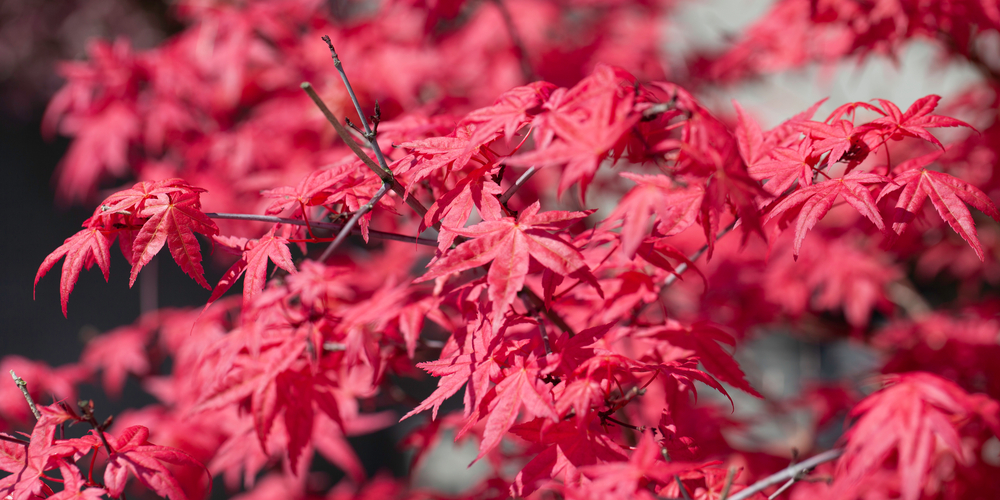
[47,462,106,500]
[862,95,975,150]
[580,431,694,499]
[748,139,817,197]
[605,173,703,258]
[81,324,152,398]
[510,415,628,497]
[507,64,640,199]
[799,119,861,165]
[0,405,95,500]
[397,127,482,191]
[767,171,888,256]
[260,168,348,216]
[475,355,558,460]
[34,227,111,317]
[129,190,219,289]
[207,227,298,304]
[90,178,196,225]
[732,99,769,168]
[402,308,504,422]
[834,373,1000,500]
[422,163,505,250]
[633,321,763,398]
[417,201,596,323]
[878,150,1000,260]
[103,425,208,500]
[460,81,558,148]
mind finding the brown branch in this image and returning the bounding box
[301,82,391,181]
[887,281,933,318]
[10,370,40,420]
[642,101,675,120]
[938,28,1000,84]
[676,475,693,500]
[0,434,29,446]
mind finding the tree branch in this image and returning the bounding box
[663,220,736,287]
[204,212,438,247]
[301,82,432,222]
[726,449,843,500]
[10,370,40,420]
[499,166,537,204]
[0,434,29,446]
[301,82,392,181]
[321,35,394,173]
[491,0,536,82]
[719,467,737,500]
[78,400,115,457]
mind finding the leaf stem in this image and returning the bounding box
[204,212,437,247]
[521,287,577,337]
[78,400,115,457]
[319,182,391,261]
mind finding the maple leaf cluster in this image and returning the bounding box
[10,0,1000,499]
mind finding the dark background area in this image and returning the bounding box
[0,0,176,364]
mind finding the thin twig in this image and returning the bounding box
[719,467,737,500]
[319,182,390,261]
[491,0,535,82]
[675,475,693,500]
[499,166,537,204]
[887,281,933,318]
[521,287,577,338]
[0,434,29,446]
[321,35,394,173]
[323,342,346,352]
[204,212,438,247]
[642,101,674,119]
[663,220,737,287]
[301,82,392,181]
[301,83,432,222]
[767,477,797,500]
[10,371,41,420]
[726,449,843,500]
[78,400,115,456]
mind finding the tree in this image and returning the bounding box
[8,0,1000,499]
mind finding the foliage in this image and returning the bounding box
[9,0,1000,499]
